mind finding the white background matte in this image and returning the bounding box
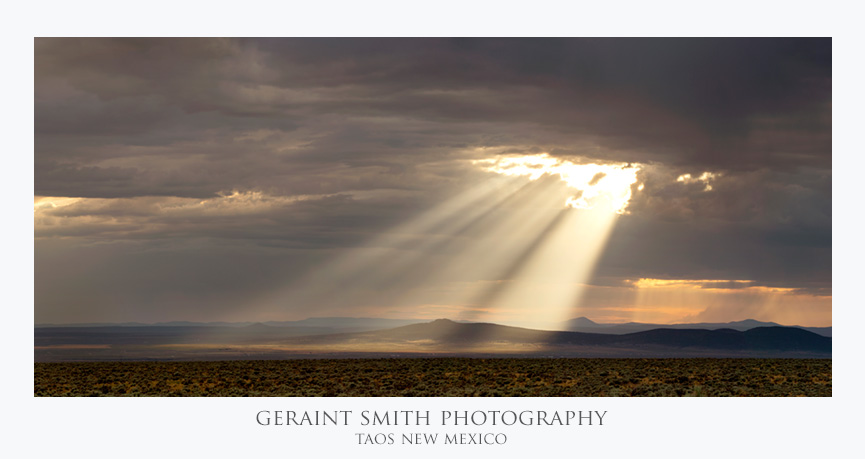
[5,2,859,457]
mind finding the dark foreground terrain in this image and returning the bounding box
[34,358,831,397]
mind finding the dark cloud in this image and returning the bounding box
[36,38,830,171]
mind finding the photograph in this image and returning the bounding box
[34,37,832,398]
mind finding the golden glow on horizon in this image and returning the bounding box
[621,277,831,327]
[474,154,641,214]
[628,278,803,295]
[632,278,752,288]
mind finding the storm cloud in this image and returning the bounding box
[34,38,831,326]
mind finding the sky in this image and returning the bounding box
[34,38,832,328]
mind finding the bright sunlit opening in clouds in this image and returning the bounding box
[677,171,719,191]
[474,154,641,214]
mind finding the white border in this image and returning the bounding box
[8,2,861,458]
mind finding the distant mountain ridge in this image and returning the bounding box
[561,317,832,337]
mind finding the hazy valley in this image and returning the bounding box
[35,317,831,362]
